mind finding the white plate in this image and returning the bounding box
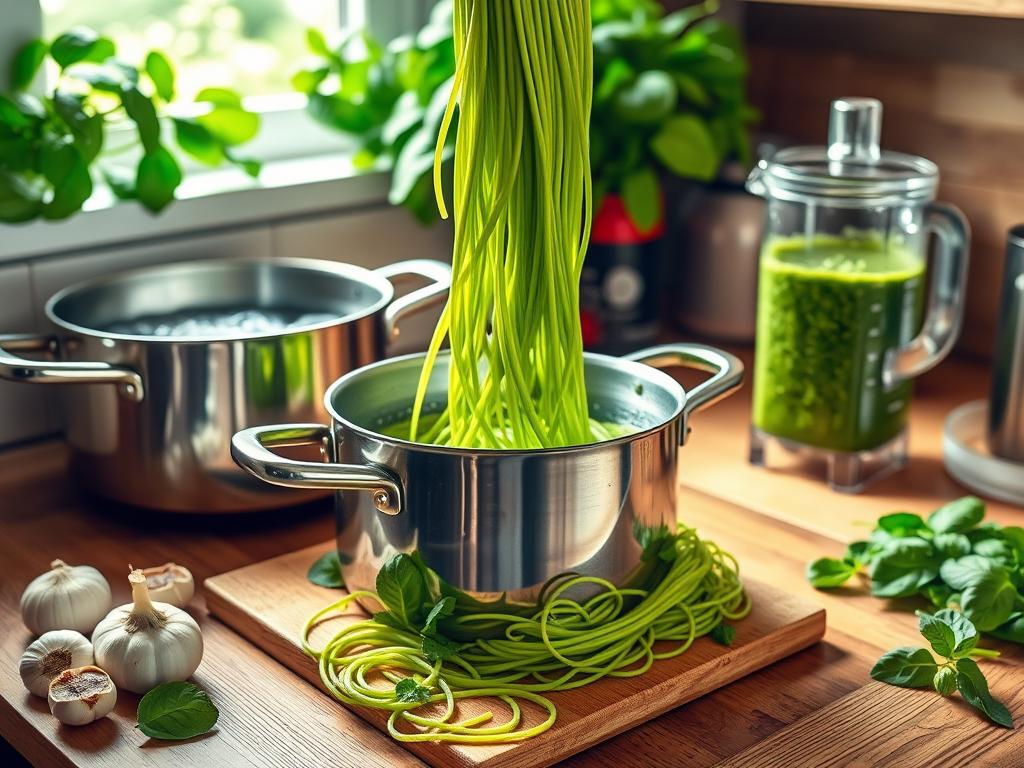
[943,400,1024,508]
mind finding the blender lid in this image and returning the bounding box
[749,97,939,204]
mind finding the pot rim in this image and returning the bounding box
[44,256,396,344]
[322,350,686,457]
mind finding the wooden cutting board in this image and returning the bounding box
[712,666,1024,768]
[205,542,825,768]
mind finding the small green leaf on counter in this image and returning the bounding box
[710,623,735,646]
[876,512,928,537]
[376,553,428,628]
[806,557,857,589]
[961,570,1016,632]
[394,678,431,704]
[373,611,407,630]
[870,539,940,599]
[136,681,219,741]
[933,533,972,560]
[956,658,1013,728]
[928,496,985,535]
[307,550,344,588]
[917,611,957,658]
[870,647,937,688]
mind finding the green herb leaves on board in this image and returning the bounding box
[307,551,344,589]
[871,611,1012,728]
[806,496,1024,643]
[1,28,260,223]
[136,681,219,740]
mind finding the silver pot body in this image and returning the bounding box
[0,257,450,513]
[232,343,743,599]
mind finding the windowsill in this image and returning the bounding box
[0,151,392,263]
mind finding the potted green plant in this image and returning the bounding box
[293,0,753,347]
[0,27,259,223]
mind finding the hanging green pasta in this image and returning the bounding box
[410,0,598,449]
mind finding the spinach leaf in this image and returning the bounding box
[928,496,985,534]
[710,623,735,646]
[844,540,873,567]
[421,634,462,663]
[876,512,928,537]
[806,557,857,589]
[136,682,219,741]
[956,658,1014,728]
[990,613,1024,643]
[422,596,455,635]
[973,538,1017,567]
[961,570,1017,631]
[939,555,997,591]
[375,553,428,629]
[870,539,940,598]
[870,647,937,688]
[307,550,344,588]
[394,678,431,704]
[922,583,953,609]
[933,532,971,560]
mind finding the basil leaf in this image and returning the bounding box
[649,114,717,180]
[50,28,115,70]
[917,611,956,658]
[933,532,971,560]
[870,647,937,688]
[928,496,985,534]
[990,613,1024,644]
[136,682,219,741]
[710,623,735,646]
[806,557,857,589]
[876,512,928,537]
[961,571,1016,632]
[939,555,998,591]
[1000,526,1024,557]
[621,165,661,233]
[307,550,344,588]
[933,665,957,696]
[394,678,431,704]
[136,146,182,212]
[844,541,873,567]
[922,583,952,609]
[955,658,1013,728]
[372,611,407,631]
[376,553,428,628]
[421,634,461,663]
[121,86,161,153]
[870,539,940,598]
[11,40,46,91]
[613,70,677,125]
[422,596,455,635]
[973,538,1016,566]
[932,609,978,657]
[145,50,175,102]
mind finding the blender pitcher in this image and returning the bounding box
[746,97,970,492]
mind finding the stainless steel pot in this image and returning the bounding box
[0,257,450,513]
[231,343,742,599]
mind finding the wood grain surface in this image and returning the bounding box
[205,544,825,768]
[2,349,1023,766]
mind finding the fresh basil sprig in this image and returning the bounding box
[807,497,1024,642]
[871,611,1012,728]
[136,681,219,741]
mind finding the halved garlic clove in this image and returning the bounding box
[140,563,195,608]
[48,665,116,725]
[20,630,94,697]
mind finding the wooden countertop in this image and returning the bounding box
[1,348,1022,767]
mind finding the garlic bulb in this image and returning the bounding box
[140,563,195,608]
[20,559,112,635]
[92,568,203,694]
[20,630,94,697]
[48,665,117,725]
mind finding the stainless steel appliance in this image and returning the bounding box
[231,343,743,599]
[988,225,1024,462]
[0,257,450,512]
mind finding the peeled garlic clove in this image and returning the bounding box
[48,665,116,726]
[20,630,94,697]
[140,563,194,608]
[20,559,112,636]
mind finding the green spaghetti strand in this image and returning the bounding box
[301,525,751,744]
[410,0,597,449]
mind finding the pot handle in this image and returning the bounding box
[231,423,403,515]
[0,334,144,402]
[374,259,452,340]
[624,342,744,421]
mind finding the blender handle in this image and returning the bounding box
[231,424,403,515]
[624,343,745,430]
[883,203,971,389]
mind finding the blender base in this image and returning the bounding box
[749,427,909,493]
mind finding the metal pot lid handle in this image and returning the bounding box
[624,343,744,434]
[0,334,144,402]
[231,423,403,515]
[374,259,452,340]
